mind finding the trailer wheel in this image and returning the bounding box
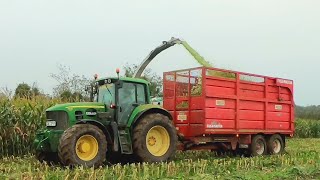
[133,113,177,163]
[58,124,107,167]
[267,134,285,155]
[250,135,267,156]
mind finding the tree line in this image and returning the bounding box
[3,64,319,118]
[296,105,320,120]
[3,63,162,101]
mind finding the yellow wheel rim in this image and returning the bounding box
[75,135,99,161]
[146,126,170,157]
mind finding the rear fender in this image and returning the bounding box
[127,104,173,128]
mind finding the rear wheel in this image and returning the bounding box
[133,113,177,163]
[267,134,285,155]
[58,124,107,167]
[250,135,267,156]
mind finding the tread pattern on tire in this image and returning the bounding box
[58,124,107,167]
[267,134,285,155]
[250,135,267,156]
[133,113,177,163]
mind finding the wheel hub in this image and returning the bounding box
[273,139,281,153]
[146,126,170,157]
[256,140,265,155]
[75,135,99,161]
[148,136,157,146]
[78,142,91,153]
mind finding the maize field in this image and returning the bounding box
[0,97,320,179]
[0,138,319,179]
[0,96,62,157]
[0,96,320,157]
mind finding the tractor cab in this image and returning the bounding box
[92,76,151,127]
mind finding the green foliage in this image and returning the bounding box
[0,139,320,179]
[296,105,320,120]
[14,83,41,98]
[0,96,62,157]
[14,83,31,98]
[295,119,320,138]
[60,90,85,102]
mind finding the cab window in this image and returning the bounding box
[98,84,115,105]
[118,83,136,106]
[136,83,146,104]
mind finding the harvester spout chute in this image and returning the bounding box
[133,37,182,78]
[133,37,213,79]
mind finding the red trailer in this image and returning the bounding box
[163,67,294,156]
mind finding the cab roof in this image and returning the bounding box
[97,77,150,85]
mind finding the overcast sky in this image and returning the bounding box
[0,1,319,105]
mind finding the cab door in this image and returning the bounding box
[117,82,147,127]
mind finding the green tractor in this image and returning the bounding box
[34,38,183,167]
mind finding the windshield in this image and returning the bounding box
[97,84,115,105]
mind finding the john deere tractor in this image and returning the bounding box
[34,38,182,167]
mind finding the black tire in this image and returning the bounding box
[250,135,267,156]
[267,134,285,155]
[133,113,177,163]
[58,124,107,167]
[35,151,59,165]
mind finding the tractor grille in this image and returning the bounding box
[46,111,69,130]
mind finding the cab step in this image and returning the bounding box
[118,129,133,154]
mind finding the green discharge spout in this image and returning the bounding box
[181,41,213,68]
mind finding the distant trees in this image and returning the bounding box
[123,63,162,97]
[14,83,41,98]
[50,64,90,101]
[15,83,31,98]
[10,64,91,101]
[296,105,320,120]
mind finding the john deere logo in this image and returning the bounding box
[86,109,97,117]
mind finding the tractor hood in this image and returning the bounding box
[47,102,105,112]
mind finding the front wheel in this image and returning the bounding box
[58,124,107,167]
[133,113,177,163]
